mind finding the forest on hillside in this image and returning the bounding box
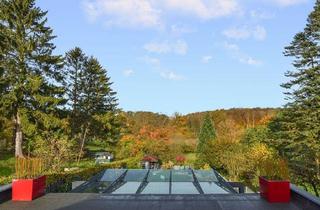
[1,0,320,197]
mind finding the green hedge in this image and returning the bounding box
[46,158,139,192]
[0,158,140,190]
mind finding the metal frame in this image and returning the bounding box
[73,168,238,195]
[191,169,204,194]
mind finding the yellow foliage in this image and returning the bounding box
[247,143,274,164]
[200,163,211,170]
[162,161,174,169]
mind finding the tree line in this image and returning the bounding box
[0,0,121,168]
[0,0,320,197]
[193,1,320,196]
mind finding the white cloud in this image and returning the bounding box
[141,56,160,65]
[123,69,134,77]
[252,25,267,41]
[160,71,186,81]
[144,40,188,55]
[161,0,240,20]
[239,57,262,66]
[82,0,241,29]
[224,42,262,66]
[250,10,275,20]
[82,0,162,28]
[223,27,251,40]
[144,41,171,54]
[173,40,188,55]
[223,25,267,41]
[170,24,195,36]
[270,0,307,7]
[201,55,213,63]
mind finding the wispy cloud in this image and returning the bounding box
[223,25,267,41]
[140,56,186,81]
[82,0,241,29]
[144,40,188,55]
[123,69,134,77]
[170,24,195,36]
[82,0,162,28]
[161,0,240,20]
[160,70,186,81]
[141,56,161,65]
[250,10,275,20]
[201,55,213,63]
[224,42,262,66]
[270,0,307,7]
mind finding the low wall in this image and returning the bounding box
[0,184,12,204]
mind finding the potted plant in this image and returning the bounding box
[259,158,290,203]
[12,158,46,201]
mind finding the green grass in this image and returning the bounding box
[0,153,15,184]
[0,153,15,176]
[185,153,196,166]
[65,159,96,169]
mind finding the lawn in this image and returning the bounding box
[0,153,15,184]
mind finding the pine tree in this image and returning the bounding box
[64,47,87,136]
[0,0,64,157]
[64,52,119,161]
[270,1,320,196]
[196,114,216,166]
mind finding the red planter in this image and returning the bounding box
[259,176,290,203]
[12,175,46,201]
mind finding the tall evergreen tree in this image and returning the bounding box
[64,51,119,161]
[269,0,320,196]
[196,114,216,165]
[0,0,64,157]
[64,47,87,136]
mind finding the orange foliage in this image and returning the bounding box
[138,125,169,140]
[257,114,275,125]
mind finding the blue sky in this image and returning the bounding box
[37,0,314,115]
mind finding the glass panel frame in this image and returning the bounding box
[147,170,170,182]
[124,169,148,182]
[112,182,142,194]
[171,170,194,182]
[199,182,229,194]
[171,182,199,194]
[100,169,126,182]
[193,170,218,182]
[141,182,170,194]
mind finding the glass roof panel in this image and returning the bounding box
[200,182,229,194]
[82,181,112,193]
[147,170,170,182]
[194,170,218,182]
[100,169,126,182]
[112,182,142,194]
[124,169,148,182]
[171,170,194,182]
[141,182,170,194]
[171,182,199,194]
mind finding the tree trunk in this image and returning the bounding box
[77,125,88,163]
[14,112,23,157]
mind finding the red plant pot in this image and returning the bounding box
[259,176,290,203]
[12,175,46,201]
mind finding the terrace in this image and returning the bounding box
[1,169,320,210]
